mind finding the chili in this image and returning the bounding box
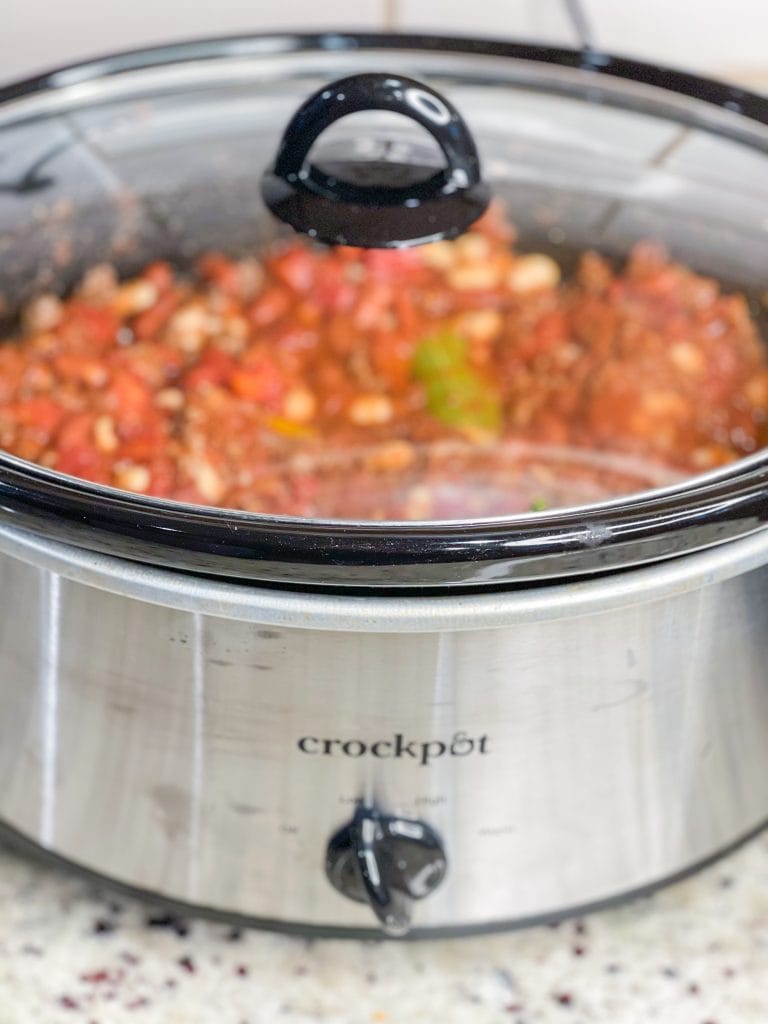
[1,203,766,519]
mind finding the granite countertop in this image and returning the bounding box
[0,830,766,1024]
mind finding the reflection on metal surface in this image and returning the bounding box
[187,611,205,901]
[39,570,60,847]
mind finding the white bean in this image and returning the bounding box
[115,464,151,493]
[348,394,394,426]
[283,387,317,423]
[507,254,561,294]
[112,279,158,317]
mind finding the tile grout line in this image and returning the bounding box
[382,0,399,31]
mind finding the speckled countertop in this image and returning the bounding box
[0,830,766,1024]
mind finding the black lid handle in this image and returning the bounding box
[261,72,491,248]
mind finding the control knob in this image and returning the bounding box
[325,804,447,936]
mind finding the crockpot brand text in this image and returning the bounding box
[297,732,490,766]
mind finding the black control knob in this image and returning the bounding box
[325,804,447,936]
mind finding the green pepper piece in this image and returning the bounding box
[412,331,467,378]
[412,330,502,435]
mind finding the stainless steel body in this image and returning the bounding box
[1,522,768,934]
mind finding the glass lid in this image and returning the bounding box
[1,33,768,589]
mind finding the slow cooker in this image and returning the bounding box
[1,32,768,937]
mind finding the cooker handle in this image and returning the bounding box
[261,72,491,248]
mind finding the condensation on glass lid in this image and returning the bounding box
[266,440,684,521]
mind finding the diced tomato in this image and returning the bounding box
[60,302,119,352]
[132,290,180,340]
[270,246,316,293]
[185,348,236,390]
[528,310,569,356]
[371,332,412,388]
[197,252,242,296]
[106,371,154,436]
[54,412,110,483]
[247,287,291,327]
[364,248,424,282]
[118,419,168,461]
[53,353,109,387]
[11,396,65,438]
[147,457,177,498]
[352,282,393,331]
[114,342,185,387]
[230,357,285,407]
[529,410,570,445]
[55,447,110,483]
[0,347,24,401]
[142,261,174,292]
[314,263,356,313]
[394,291,417,336]
[289,473,321,507]
[327,315,358,357]
[294,300,323,328]
[56,412,97,451]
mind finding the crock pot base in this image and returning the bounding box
[0,816,764,941]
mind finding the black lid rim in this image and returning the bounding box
[1,30,767,589]
[3,31,767,127]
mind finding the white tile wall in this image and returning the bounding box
[1,0,766,86]
[397,0,768,79]
[581,0,768,76]
[396,0,576,45]
[0,0,383,84]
